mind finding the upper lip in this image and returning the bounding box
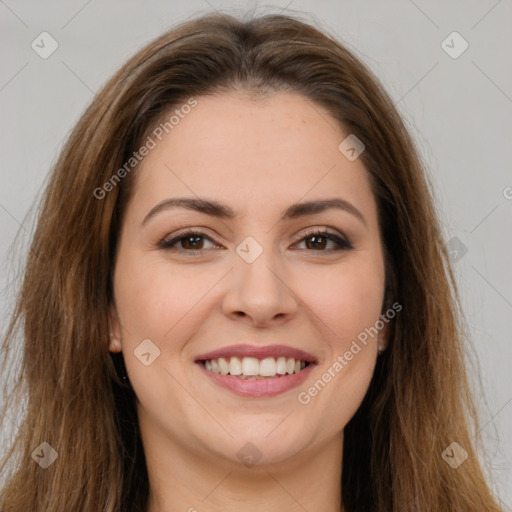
[194,344,317,363]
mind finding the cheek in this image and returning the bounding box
[295,257,385,350]
[114,252,202,339]
[112,255,197,406]
[291,256,384,431]
[112,253,229,391]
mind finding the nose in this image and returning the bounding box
[221,245,299,328]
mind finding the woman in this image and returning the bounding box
[0,11,502,512]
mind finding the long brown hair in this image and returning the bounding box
[0,11,502,512]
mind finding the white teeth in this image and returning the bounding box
[203,356,309,377]
[229,356,242,375]
[276,356,287,375]
[259,357,277,377]
[218,357,229,375]
[242,357,260,376]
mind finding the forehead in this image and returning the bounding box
[128,92,376,224]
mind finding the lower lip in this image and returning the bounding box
[196,362,315,398]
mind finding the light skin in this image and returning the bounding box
[109,91,388,512]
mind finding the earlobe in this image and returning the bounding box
[108,305,122,353]
[109,332,122,353]
[377,319,391,354]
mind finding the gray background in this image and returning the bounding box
[1,0,511,507]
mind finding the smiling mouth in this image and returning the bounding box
[200,356,310,379]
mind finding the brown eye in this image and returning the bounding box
[304,233,328,250]
[296,231,352,251]
[159,231,217,251]
[180,235,205,250]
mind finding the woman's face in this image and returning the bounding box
[110,91,387,469]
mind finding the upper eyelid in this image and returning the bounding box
[162,229,220,245]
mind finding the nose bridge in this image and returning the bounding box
[222,234,297,325]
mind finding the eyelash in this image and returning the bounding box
[158,229,353,254]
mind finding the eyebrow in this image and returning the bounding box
[141,197,366,226]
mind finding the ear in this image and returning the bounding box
[377,317,391,353]
[108,304,122,353]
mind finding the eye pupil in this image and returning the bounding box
[182,235,203,250]
[306,235,327,250]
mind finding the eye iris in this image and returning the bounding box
[182,235,203,250]
[306,234,327,250]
